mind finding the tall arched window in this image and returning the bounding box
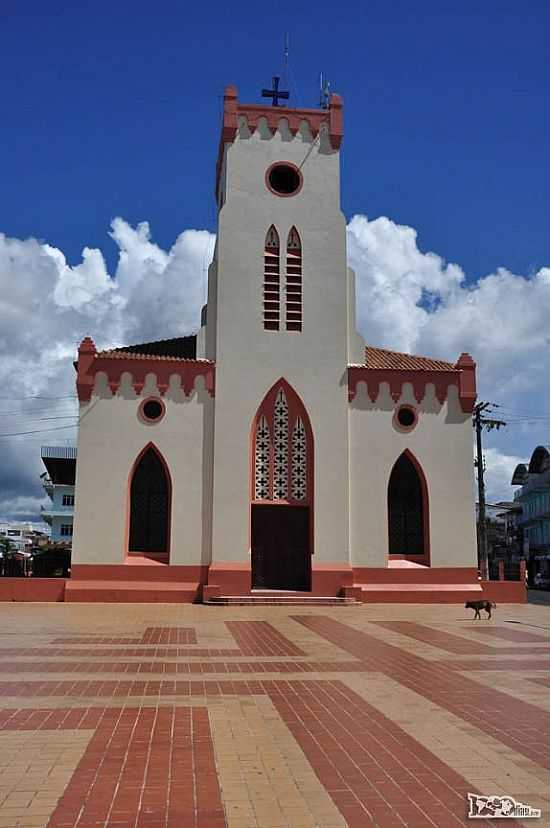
[128,445,171,557]
[286,227,302,331]
[387,451,428,560]
[264,226,280,330]
[252,380,312,504]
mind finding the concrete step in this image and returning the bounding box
[205,595,358,606]
[65,580,200,604]
[356,582,484,603]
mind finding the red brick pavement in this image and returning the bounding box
[294,615,550,771]
[0,614,548,827]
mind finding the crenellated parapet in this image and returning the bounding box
[75,338,215,402]
[348,348,476,413]
[216,84,343,199]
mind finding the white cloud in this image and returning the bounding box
[347,213,550,501]
[0,220,214,520]
[0,213,549,519]
[482,448,527,504]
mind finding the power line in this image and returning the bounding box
[0,395,76,401]
[0,424,78,439]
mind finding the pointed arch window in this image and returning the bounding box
[286,227,302,331]
[251,381,312,504]
[387,451,428,561]
[254,416,270,500]
[128,446,170,556]
[264,225,280,330]
[273,389,289,499]
[291,418,307,500]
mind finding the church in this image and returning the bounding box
[69,83,483,604]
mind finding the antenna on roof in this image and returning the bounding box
[319,73,331,109]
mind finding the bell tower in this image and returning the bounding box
[203,83,363,586]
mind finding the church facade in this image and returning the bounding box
[70,86,481,603]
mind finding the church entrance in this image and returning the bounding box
[387,451,428,560]
[251,505,311,590]
[250,379,314,591]
[128,445,171,560]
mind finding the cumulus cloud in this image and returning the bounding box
[0,220,214,520]
[482,448,528,504]
[0,212,548,518]
[347,214,550,501]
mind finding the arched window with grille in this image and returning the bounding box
[251,380,312,505]
[128,444,171,559]
[286,227,302,331]
[251,379,314,591]
[387,450,429,563]
[263,225,280,330]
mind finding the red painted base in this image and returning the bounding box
[0,579,66,602]
[480,579,526,603]
[0,564,527,603]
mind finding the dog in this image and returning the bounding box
[465,600,496,619]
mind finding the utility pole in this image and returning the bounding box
[473,402,507,580]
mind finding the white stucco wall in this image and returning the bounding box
[349,382,477,568]
[72,373,213,566]
[209,121,351,564]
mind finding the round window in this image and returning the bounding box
[139,398,165,424]
[395,406,417,430]
[266,162,303,197]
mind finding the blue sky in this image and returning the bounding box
[1,0,550,520]
[2,0,549,278]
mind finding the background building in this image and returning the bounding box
[40,446,77,543]
[512,446,550,587]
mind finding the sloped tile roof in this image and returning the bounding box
[99,336,197,361]
[364,345,456,371]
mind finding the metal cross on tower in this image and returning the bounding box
[261,76,289,107]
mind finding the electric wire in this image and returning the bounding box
[0,424,78,439]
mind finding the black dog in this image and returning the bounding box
[465,600,496,619]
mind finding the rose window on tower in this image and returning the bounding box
[291,418,307,500]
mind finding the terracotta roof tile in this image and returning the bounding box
[364,345,456,371]
[96,350,212,364]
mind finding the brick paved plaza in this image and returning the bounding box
[0,602,548,828]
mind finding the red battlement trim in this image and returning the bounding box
[75,338,215,403]
[347,351,476,413]
[216,85,343,199]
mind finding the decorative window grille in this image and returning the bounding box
[286,227,302,331]
[273,389,289,499]
[291,418,307,500]
[264,225,280,330]
[252,383,311,504]
[254,416,270,499]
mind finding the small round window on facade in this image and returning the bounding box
[266,162,303,197]
[395,405,417,430]
[139,398,165,424]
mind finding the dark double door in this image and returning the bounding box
[388,453,424,556]
[251,504,311,591]
[129,448,169,554]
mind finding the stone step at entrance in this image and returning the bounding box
[351,582,484,604]
[205,594,358,606]
[65,579,201,604]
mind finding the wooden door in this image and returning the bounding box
[251,505,311,591]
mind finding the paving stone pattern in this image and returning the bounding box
[0,603,549,827]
